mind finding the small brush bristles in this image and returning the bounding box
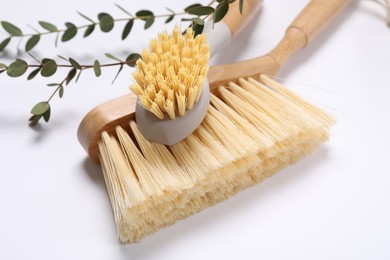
[130,26,210,120]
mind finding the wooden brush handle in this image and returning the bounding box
[268,0,351,67]
[222,0,263,39]
[208,0,351,88]
[78,0,262,162]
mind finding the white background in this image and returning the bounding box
[1,0,390,259]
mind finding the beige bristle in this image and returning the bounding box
[129,25,210,120]
[98,76,333,243]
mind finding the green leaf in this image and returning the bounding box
[69,57,81,69]
[66,68,77,85]
[77,12,95,23]
[27,68,41,80]
[186,6,214,16]
[192,18,205,36]
[126,53,141,67]
[0,38,11,52]
[38,21,57,32]
[25,35,40,52]
[144,16,154,30]
[47,83,60,87]
[29,115,42,126]
[41,60,57,77]
[31,101,50,116]
[112,64,123,84]
[166,7,175,13]
[1,21,22,36]
[84,25,95,38]
[184,3,202,12]
[99,13,114,32]
[239,0,244,15]
[43,106,51,122]
[213,2,229,23]
[136,10,154,21]
[105,53,121,62]
[0,63,6,69]
[115,4,133,17]
[61,23,77,42]
[165,15,174,24]
[59,86,64,98]
[6,59,28,77]
[122,19,134,40]
[76,70,82,83]
[93,60,101,77]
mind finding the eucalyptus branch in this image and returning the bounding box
[1,52,141,126]
[0,0,244,126]
[0,1,240,53]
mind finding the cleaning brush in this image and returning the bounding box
[78,0,349,243]
[130,26,211,145]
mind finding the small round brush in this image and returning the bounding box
[130,26,210,145]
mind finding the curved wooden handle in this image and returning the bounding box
[222,0,263,38]
[268,0,351,67]
[209,0,351,87]
[77,94,137,162]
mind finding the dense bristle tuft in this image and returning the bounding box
[130,26,210,120]
[98,76,334,243]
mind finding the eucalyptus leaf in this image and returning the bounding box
[41,60,57,77]
[1,21,23,36]
[0,38,11,52]
[105,53,121,62]
[136,10,154,21]
[66,68,77,85]
[47,83,60,87]
[144,16,154,30]
[76,70,82,83]
[213,2,229,23]
[69,57,81,69]
[38,21,58,32]
[115,4,133,17]
[59,86,64,98]
[122,20,134,40]
[25,35,40,52]
[28,68,41,80]
[84,25,95,38]
[61,23,77,42]
[186,6,214,16]
[184,3,202,12]
[239,0,244,15]
[31,101,50,116]
[0,63,6,69]
[166,7,175,13]
[93,60,101,77]
[6,59,28,77]
[192,18,205,36]
[99,13,114,32]
[29,115,42,126]
[165,15,174,24]
[43,106,51,122]
[112,64,123,84]
[126,53,141,67]
[77,12,95,23]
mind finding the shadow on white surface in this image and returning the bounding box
[82,157,106,191]
[116,147,330,259]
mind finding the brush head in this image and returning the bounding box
[129,26,210,144]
